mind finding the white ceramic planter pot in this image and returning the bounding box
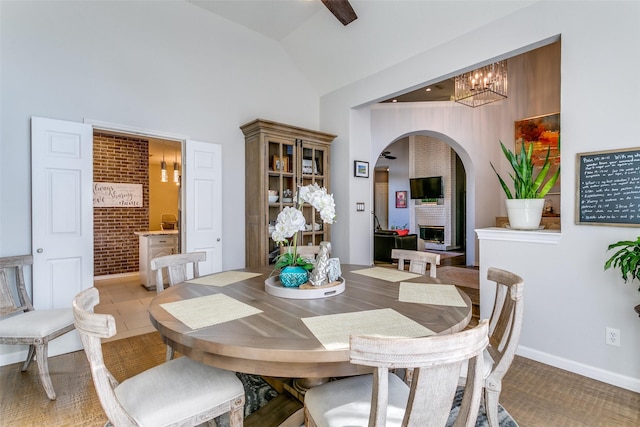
[505,198,545,230]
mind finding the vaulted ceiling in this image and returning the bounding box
[187,1,535,98]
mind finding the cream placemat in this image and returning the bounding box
[186,271,262,287]
[301,308,434,350]
[399,282,467,307]
[160,294,262,330]
[351,266,420,282]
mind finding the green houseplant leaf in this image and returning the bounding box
[604,236,640,291]
[491,140,560,199]
[274,251,314,271]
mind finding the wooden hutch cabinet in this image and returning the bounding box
[240,119,336,267]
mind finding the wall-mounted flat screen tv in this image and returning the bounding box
[409,176,443,199]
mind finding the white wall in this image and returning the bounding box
[323,2,640,390]
[374,138,410,230]
[0,1,320,270]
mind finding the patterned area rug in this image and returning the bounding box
[448,387,519,426]
[214,372,278,427]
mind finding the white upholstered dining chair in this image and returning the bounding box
[150,251,206,292]
[304,319,489,427]
[459,267,524,427]
[73,287,245,427]
[391,248,441,278]
[151,251,206,360]
[0,254,75,400]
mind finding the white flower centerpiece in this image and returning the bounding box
[271,183,336,287]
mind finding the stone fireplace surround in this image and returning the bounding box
[410,136,458,251]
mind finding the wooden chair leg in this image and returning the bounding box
[165,345,175,362]
[483,385,501,427]
[304,406,318,427]
[228,396,245,427]
[34,343,57,400]
[21,344,36,371]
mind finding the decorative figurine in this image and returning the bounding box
[309,241,331,286]
[327,258,341,283]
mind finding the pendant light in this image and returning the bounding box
[161,144,168,182]
[173,150,180,184]
[454,60,508,107]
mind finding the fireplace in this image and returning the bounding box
[419,225,445,244]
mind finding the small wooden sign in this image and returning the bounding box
[272,155,289,172]
[93,182,143,207]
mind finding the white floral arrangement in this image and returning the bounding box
[272,183,336,269]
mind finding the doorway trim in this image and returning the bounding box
[84,119,224,274]
[85,119,188,271]
[84,119,189,142]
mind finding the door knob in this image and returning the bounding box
[217,238,221,241]
[36,248,43,253]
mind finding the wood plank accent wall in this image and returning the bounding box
[93,133,149,276]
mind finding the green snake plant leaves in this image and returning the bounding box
[491,140,560,199]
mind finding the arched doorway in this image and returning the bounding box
[373,132,471,266]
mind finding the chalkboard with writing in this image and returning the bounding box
[576,148,640,226]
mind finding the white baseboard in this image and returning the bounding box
[517,345,640,392]
[94,272,139,281]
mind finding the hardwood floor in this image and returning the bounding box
[1,265,638,426]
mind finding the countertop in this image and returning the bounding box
[134,230,179,236]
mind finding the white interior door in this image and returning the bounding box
[30,117,93,356]
[184,140,222,275]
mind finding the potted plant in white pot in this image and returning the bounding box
[491,141,560,229]
[604,236,640,317]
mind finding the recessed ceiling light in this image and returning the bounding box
[392,99,398,103]
[425,88,432,92]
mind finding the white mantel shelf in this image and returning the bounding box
[475,227,561,245]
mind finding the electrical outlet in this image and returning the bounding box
[605,327,621,347]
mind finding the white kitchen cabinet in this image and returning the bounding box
[135,231,179,290]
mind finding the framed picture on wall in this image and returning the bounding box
[396,191,407,208]
[515,112,560,191]
[354,160,369,178]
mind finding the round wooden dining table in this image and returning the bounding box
[148,264,472,381]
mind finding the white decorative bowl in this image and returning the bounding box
[265,276,345,299]
[268,195,279,203]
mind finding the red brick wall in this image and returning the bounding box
[93,133,149,276]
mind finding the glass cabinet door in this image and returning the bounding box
[267,138,296,263]
[298,141,329,247]
[266,138,331,262]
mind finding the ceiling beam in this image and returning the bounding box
[321,0,358,26]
